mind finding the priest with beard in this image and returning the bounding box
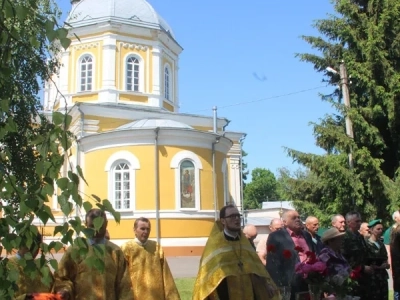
[121,217,180,300]
[192,204,278,300]
[54,209,133,300]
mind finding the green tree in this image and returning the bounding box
[284,0,400,222]
[0,0,119,297]
[244,168,279,209]
[241,149,249,189]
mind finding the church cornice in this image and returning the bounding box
[119,42,148,52]
[73,42,100,50]
[79,128,233,155]
[75,102,230,129]
[68,21,182,55]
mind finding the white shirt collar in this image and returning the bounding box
[134,237,148,246]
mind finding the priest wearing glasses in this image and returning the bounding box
[192,204,278,300]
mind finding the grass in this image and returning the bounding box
[175,278,195,300]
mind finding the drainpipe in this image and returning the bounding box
[154,127,161,245]
[212,136,220,220]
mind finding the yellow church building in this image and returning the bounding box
[40,0,245,256]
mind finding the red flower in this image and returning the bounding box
[350,266,362,280]
[305,251,317,264]
[267,244,276,253]
[283,249,292,259]
[294,246,304,252]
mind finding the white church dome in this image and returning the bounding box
[117,119,193,130]
[68,0,175,38]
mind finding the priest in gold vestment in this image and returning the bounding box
[193,205,279,300]
[5,232,55,300]
[121,217,180,300]
[53,209,133,300]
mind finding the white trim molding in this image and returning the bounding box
[105,151,141,212]
[80,128,232,154]
[170,150,203,211]
[222,158,229,205]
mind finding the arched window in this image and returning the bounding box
[113,162,131,210]
[105,151,140,211]
[171,150,203,210]
[80,55,93,92]
[126,56,140,92]
[164,66,170,100]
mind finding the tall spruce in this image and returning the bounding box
[284,0,400,223]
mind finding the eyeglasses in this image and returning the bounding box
[224,214,242,220]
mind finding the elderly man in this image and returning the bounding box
[331,214,346,232]
[256,218,283,266]
[305,216,324,254]
[54,209,133,300]
[193,204,278,300]
[243,224,258,249]
[341,211,373,299]
[359,222,370,238]
[266,210,315,300]
[121,217,180,300]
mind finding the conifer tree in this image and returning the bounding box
[283,0,400,223]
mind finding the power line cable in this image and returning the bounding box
[185,84,329,114]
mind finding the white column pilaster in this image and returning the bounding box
[149,47,162,107]
[99,35,117,102]
[60,50,72,107]
[228,156,241,207]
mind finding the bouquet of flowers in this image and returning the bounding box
[324,266,361,298]
[294,246,328,286]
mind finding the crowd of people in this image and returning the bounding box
[6,205,400,299]
[247,210,397,300]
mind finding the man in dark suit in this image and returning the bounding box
[305,216,324,254]
[266,210,315,300]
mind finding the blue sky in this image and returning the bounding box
[56,0,337,180]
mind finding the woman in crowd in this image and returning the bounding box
[318,228,351,299]
[365,219,390,300]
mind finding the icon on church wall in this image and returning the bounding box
[180,160,195,208]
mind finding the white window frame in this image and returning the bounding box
[124,53,144,93]
[164,65,170,100]
[170,150,202,211]
[78,54,94,92]
[163,62,173,102]
[105,151,140,212]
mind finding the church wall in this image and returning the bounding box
[119,93,149,104]
[163,101,174,112]
[107,218,214,240]
[82,145,226,211]
[72,93,99,103]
